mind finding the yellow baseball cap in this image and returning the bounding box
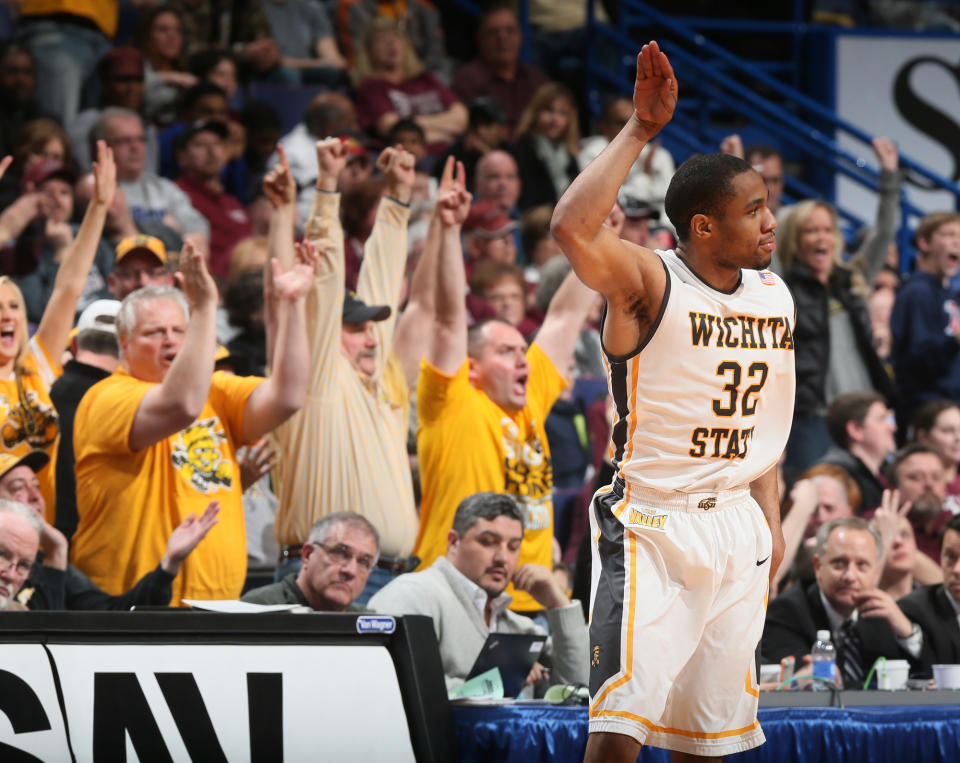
[0,450,50,482]
[115,235,167,265]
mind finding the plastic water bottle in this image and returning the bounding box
[811,629,837,689]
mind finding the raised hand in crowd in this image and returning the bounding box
[872,488,910,564]
[315,137,349,193]
[872,136,899,172]
[176,238,219,314]
[160,501,221,576]
[435,158,471,228]
[263,145,297,209]
[91,139,118,209]
[377,145,416,204]
[34,140,118,367]
[719,133,745,158]
[238,439,278,492]
[272,239,320,302]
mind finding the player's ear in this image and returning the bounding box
[689,212,711,240]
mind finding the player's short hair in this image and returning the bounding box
[467,317,518,359]
[307,512,380,557]
[814,516,882,561]
[940,514,960,552]
[0,498,42,536]
[825,390,886,449]
[664,153,755,243]
[451,492,525,536]
[885,442,940,488]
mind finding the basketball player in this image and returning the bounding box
[552,42,795,761]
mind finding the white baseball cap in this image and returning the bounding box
[76,299,121,336]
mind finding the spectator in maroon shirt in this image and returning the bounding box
[353,18,466,155]
[174,120,251,279]
[452,4,547,138]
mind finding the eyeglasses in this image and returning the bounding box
[315,542,375,571]
[0,547,34,578]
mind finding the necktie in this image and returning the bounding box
[838,618,865,689]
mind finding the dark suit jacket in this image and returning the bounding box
[761,582,930,678]
[899,585,960,673]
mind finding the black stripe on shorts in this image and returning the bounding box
[589,477,626,696]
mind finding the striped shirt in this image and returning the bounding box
[272,192,418,557]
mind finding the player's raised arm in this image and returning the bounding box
[551,42,677,301]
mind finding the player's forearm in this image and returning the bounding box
[750,463,782,533]
[552,117,657,246]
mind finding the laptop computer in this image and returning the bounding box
[465,633,547,698]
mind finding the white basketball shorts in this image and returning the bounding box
[587,477,771,757]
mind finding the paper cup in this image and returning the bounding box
[877,659,910,690]
[933,664,960,690]
[759,664,781,684]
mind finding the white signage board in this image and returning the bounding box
[0,643,415,762]
[835,34,960,225]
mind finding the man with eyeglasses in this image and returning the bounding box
[242,512,379,611]
[0,499,41,611]
[0,450,219,610]
[92,107,209,241]
[107,235,174,300]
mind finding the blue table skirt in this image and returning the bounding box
[452,703,960,763]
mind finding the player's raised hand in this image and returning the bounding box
[633,41,678,135]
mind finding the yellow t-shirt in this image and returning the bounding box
[0,336,61,522]
[71,369,261,604]
[415,344,565,611]
[20,0,118,37]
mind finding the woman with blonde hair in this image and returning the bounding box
[354,19,466,154]
[511,81,580,212]
[781,138,902,480]
[0,142,116,520]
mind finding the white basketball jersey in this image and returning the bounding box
[605,249,796,493]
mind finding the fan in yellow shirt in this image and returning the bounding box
[71,238,313,605]
[413,159,598,612]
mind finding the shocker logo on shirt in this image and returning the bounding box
[0,392,58,451]
[171,417,233,493]
[501,417,553,531]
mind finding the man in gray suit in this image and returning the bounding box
[370,492,588,691]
